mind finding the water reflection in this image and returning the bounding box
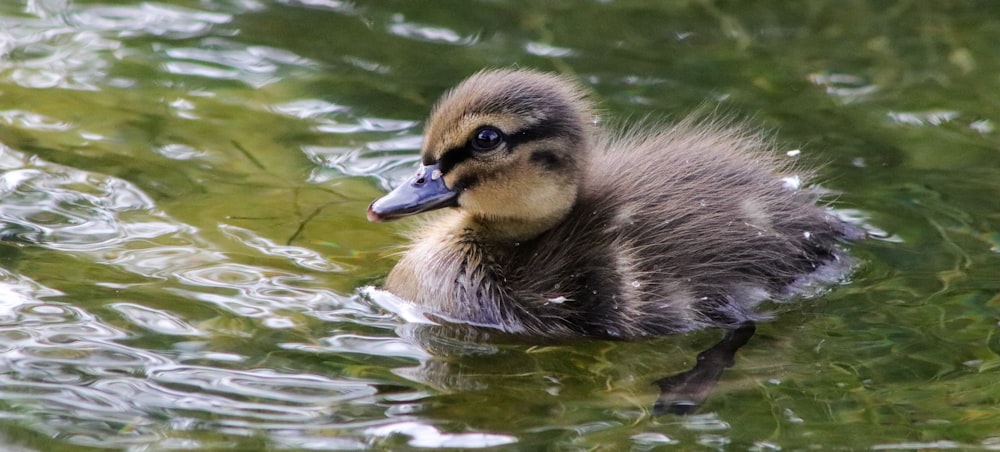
[164,40,317,87]
[387,15,479,46]
[0,24,116,90]
[654,324,756,415]
[367,288,755,417]
[0,144,162,250]
[366,421,517,448]
[808,72,879,104]
[2,0,1000,449]
[0,110,72,131]
[277,0,356,14]
[65,3,232,39]
[110,303,204,336]
[0,141,406,446]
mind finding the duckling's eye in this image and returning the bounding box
[470,126,505,152]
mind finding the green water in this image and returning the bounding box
[1,0,999,449]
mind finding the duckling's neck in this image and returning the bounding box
[464,198,574,243]
[463,179,580,243]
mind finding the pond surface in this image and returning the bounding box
[2,0,1000,450]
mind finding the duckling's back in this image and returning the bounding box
[501,119,856,337]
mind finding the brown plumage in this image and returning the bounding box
[368,69,857,339]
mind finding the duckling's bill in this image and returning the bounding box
[367,162,458,222]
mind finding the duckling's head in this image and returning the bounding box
[368,69,594,240]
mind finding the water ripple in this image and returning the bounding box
[0,367,385,448]
[525,41,575,58]
[163,39,318,87]
[312,117,419,135]
[304,117,423,188]
[276,0,357,14]
[220,224,344,272]
[305,144,422,188]
[270,99,350,119]
[0,267,63,321]
[106,246,229,280]
[269,96,424,188]
[0,141,373,334]
[887,110,960,127]
[386,15,478,46]
[0,19,117,90]
[109,303,204,336]
[284,333,431,361]
[0,109,72,131]
[2,334,168,394]
[0,277,395,447]
[65,3,232,39]
[0,145,169,251]
[366,421,517,448]
[680,412,731,431]
[175,263,336,306]
[808,71,879,104]
[149,365,377,405]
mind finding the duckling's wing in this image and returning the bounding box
[520,120,853,334]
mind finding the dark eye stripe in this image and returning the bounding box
[428,120,571,173]
[453,174,480,191]
[506,120,568,148]
[436,145,472,174]
[529,150,563,170]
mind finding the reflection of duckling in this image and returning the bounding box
[368,69,857,339]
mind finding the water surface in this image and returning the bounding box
[1,1,1000,450]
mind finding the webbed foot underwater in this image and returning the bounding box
[368,69,858,339]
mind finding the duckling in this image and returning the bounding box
[367,69,856,339]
